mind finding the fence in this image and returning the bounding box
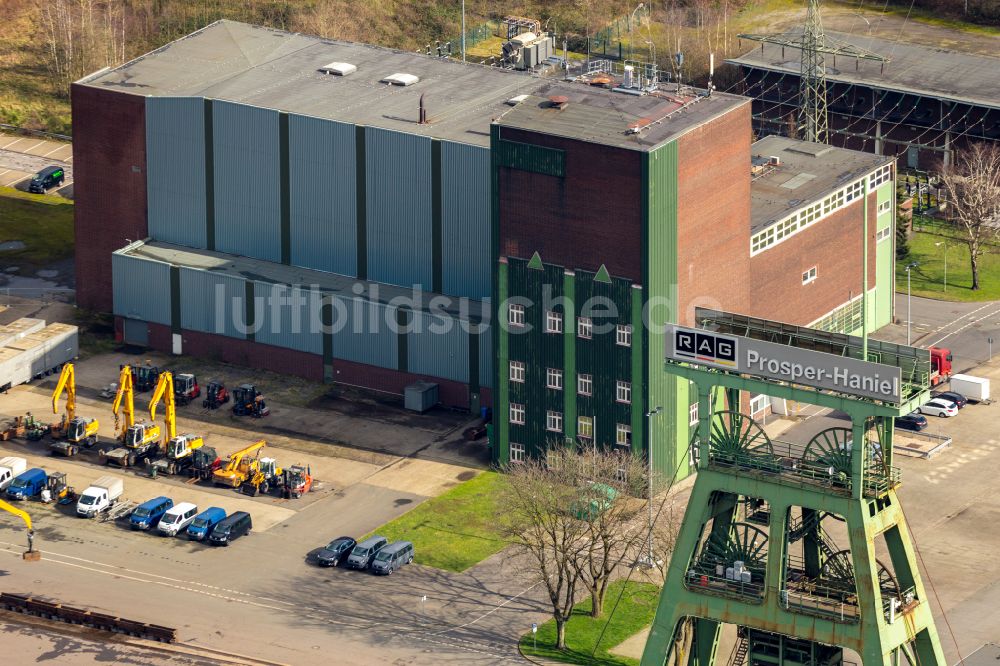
[0,123,71,142]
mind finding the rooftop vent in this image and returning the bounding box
[548,95,569,110]
[319,62,357,76]
[506,94,529,106]
[382,72,420,86]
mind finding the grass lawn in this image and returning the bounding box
[898,219,1000,302]
[519,580,660,666]
[0,186,74,269]
[365,470,506,572]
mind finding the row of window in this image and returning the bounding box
[750,166,891,256]
[877,200,892,215]
[508,365,630,401]
[508,305,633,345]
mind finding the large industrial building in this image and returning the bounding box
[729,31,1000,170]
[74,20,895,480]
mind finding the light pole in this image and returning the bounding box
[628,3,646,62]
[906,262,918,344]
[461,0,466,62]
[641,406,662,568]
[935,241,948,292]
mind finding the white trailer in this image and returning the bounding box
[949,374,990,403]
[0,323,78,389]
[0,318,45,348]
[0,456,27,491]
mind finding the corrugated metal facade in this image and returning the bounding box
[178,267,247,339]
[111,253,171,326]
[478,323,493,389]
[441,142,491,299]
[365,128,433,288]
[213,101,281,262]
[331,297,397,369]
[288,114,357,276]
[146,97,207,248]
[253,282,323,354]
[409,312,469,382]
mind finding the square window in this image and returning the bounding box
[545,310,563,334]
[749,393,769,415]
[689,402,699,426]
[546,367,563,390]
[510,402,525,425]
[616,423,632,446]
[802,266,817,284]
[510,442,525,463]
[578,416,594,439]
[577,317,593,339]
[546,410,563,432]
[616,325,632,347]
[509,361,525,383]
[616,380,631,404]
[578,373,593,396]
[508,303,525,327]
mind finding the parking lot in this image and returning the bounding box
[0,132,73,195]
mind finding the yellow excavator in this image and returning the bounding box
[102,365,161,468]
[213,440,267,488]
[0,498,40,561]
[148,372,205,475]
[50,363,100,457]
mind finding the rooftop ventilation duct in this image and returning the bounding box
[382,73,420,86]
[319,62,357,76]
[506,94,529,106]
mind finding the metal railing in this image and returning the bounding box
[0,123,71,142]
[780,585,860,623]
[684,568,766,602]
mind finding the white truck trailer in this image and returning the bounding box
[0,322,78,390]
[949,374,990,403]
[76,475,125,518]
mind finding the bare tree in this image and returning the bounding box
[938,143,1000,290]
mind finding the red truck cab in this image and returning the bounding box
[929,347,952,386]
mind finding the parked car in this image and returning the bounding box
[316,536,357,567]
[187,507,227,541]
[157,502,198,537]
[130,496,174,530]
[895,413,928,432]
[347,535,388,570]
[370,541,414,575]
[932,391,967,409]
[918,398,958,418]
[209,511,252,546]
[5,468,47,500]
[28,166,65,193]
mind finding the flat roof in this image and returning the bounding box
[729,30,1000,111]
[750,135,890,233]
[117,241,486,321]
[81,20,746,151]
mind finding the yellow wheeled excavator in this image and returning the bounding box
[148,371,205,475]
[0,498,40,561]
[50,363,100,457]
[213,440,267,488]
[101,365,161,467]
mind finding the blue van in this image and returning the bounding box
[6,468,47,500]
[130,496,173,530]
[186,507,226,541]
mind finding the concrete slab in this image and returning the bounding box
[364,458,478,496]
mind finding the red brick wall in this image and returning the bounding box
[746,191,879,325]
[72,85,147,312]
[676,102,753,325]
[497,129,643,281]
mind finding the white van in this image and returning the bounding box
[157,502,199,537]
[0,457,27,491]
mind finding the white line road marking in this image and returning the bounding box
[4,138,26,150]
[22,140,47,154]
[928,305,1000,348]
[41,144,69,158]
[0,169,10,178]
[915,302,996,345]
[432,581,541,635]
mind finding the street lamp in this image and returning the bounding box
[906,262,919,344]
[628,3,646,62]
[641,406,662,568]
[935,241,948,292]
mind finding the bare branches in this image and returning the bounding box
[938,142,1000,290]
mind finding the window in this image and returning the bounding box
[689,402,699,426]
[616,325,632,347]
[802,266,817,285]
[546,368,563,390]
[749,393,769,415]
[578,373,593,396]
[545,310,563,334]
[616,380,631,404]
[510,402,525,425]
[845,179,865,203]
[877,200,892,215]
[869,164,892,188]
[616,423,632,446]
[577,317,593,339]
[509,361,525,383]
[876,226,892,242]
[510,442,525,463]
[615,454,629,483]
[578,416,594,439]
[508,303,525,327]
[546,410,563,432]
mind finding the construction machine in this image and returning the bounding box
[277,464,313,499]
[202,382,229,409]
[43,472,72,502]
[101,365,161,468]
[50,363,100,456]
[121,361,160,393]
[189,446,222,481]
[212,440,266,488]
[173,373,201,405]
[240,457,282,496]
[232,384,269,417]
[148,371,205,475]
[23,413,49,441]
[0,498,40,561]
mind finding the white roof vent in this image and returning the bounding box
[506,94,529,106]
[319,62,357,76]
[382,72,420,86]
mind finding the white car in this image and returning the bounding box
[919,398,958,418]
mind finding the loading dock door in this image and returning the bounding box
[123,319,149,347]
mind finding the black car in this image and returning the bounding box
[932,391,967,409]
[316,536,357,567]
[895,413,928,432]
[28,166,65,193]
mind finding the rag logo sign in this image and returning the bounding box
[674,329,737,367]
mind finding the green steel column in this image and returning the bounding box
[863,177,869,361]
[697,383,712,469]
[632,284,645,453]
[851,416,866,500]
[496,260,510,464]
[563,270,577,442]
[801,508,821,578]
[690,619,721,666]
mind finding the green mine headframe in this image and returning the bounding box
[641,309,945,666]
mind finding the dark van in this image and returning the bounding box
[347,535,388,570]
[370,541,414,575]
[29,166,65,194]
[209,511,252,546]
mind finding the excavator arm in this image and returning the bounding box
[0,498,38,559]
[112,365,135,437]
[52,363,76,422]
[222,440,266,472]
[149,371,176,442]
